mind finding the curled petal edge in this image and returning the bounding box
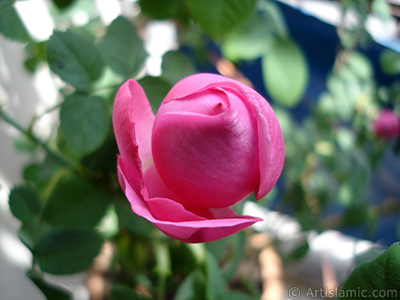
[117,160,262,243]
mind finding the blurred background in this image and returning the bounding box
[1,0,400,299]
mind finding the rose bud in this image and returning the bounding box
[113,73,285,243]
[372,109,400,140]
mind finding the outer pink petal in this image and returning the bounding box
[113,80,155,169]
[231,85,285,199]
[118,161,262,243]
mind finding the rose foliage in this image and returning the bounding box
[113,73,285,243]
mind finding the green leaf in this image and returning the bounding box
[174,270,206,300]
[205,251,225,300]
[161,51,196,85]
[205,232,245,280]
[371,0,391,22]
[52,0,76,10]
[137,76,172,113]
[262,38,308,107]
[339,243,400,300]
[139,0,186,20]
[59,93,110,156]
[347,52,373,81]
[110,285,150,300]
[43,177,110,228]
[0,2,30,43]
[34,228,103,275]
[9,185,41,225]
[380,49,400,75]
[47,30,104,90]
[27,269,72,300]
[99,16,146,78]
[222,13,274,61]
[185,0,257,40]
[114,195,154,236]
[225,291,258,300]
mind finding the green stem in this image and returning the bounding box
[0,106,78,171]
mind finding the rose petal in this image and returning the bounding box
[152,108,258,208]
[234,85,285,199]
[118,161,262,243]
[164,73,234,101]
[113,80,155,169]
[156,73,284,203]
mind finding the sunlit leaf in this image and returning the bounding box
[222,14,274,61]
[339,243,400,300]
[185,0,257,40]
[161,51,196,85]
[0,1,30,43]
[138,76,172,113]
[99,16,146,78]
[262,38,308,107]
[47,30,104,90]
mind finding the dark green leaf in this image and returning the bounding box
[380,49,400,75]
[114,195,154,236]
[225,291,258,300]
[161,51,196,85]
[339,243,400,300]
[174,270,206,300]
[137,76,172,113]
[205,232,245,280]
[341,204,369,226]
[99,16,146,78]
[18,220,41,250]
[47,30,104,90]
[139,0,186,20]
[59,93,110,156]
[397,222,400,241]
[9,185,41,224]
[0,2,30,43]
[205,251,225,300]
[52,0,76,10]
[43,177,109,228]
[27,269,72,300]
[185,0,257,40]
[110,285,150,300]
[34,228,103,275]
[81,135,118,173]
[288,241,309,261]
[262,38,308,107]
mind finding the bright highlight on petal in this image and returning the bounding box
[113,73,285,243]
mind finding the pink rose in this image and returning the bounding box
[372,109,400,140]
[113,73,285,243]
